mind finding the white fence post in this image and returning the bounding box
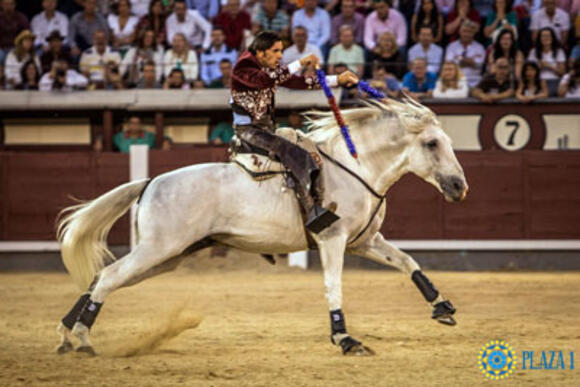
[129,145,149,250]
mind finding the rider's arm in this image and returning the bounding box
[280,60,338,90]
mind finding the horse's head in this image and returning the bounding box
[383,98,468,202]
[406,123,468,202]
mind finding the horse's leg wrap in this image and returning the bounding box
[61,293,91,330]
[329,309,350,345]
[411,270,439,303]
[77,299,103,329]
[330,309,346,335]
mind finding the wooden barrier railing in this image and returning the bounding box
[1,148,578,242]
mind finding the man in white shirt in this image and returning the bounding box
[79,29,122,86]
[291,0,331,48]
[31,0,69,49]
[530,0,570,44]
[200,27,238,85]
[444,21,485,87]
[39,58,88,91]
[328,25,364,76]
[408,26,443,75]
[282,26,324,65]
[166,0,212,50]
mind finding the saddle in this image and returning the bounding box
[231,127,322,181]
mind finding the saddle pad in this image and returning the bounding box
[232,153,286,181]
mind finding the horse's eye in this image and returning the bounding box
[425,140,438,150]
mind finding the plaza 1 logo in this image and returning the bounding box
[478,340,517,380]
[478,340,576,380]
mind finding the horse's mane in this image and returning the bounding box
[304,97,439,142]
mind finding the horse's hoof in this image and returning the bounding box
[432,300,456,326]
[76,346,97,356]
[435,314,457,326]
[55,341,74,355]
[340,336,375,356]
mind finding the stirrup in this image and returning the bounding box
[305,204,340,234]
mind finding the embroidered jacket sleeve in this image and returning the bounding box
[232,59,337,90]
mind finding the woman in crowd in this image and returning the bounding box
[108,0,140,54]
[558,59,580,98]
[486,29,523,79]
[121,29,164,87]
[433,61,469,98]
[16,60,41,90]
[4,30,41,89]
[483,0,518,44]
[527,27,566,96]
[411,0,443,43]
[444,0,481,41]
[163,33,198,82]
[515,61,548,102]
[136,0,168,47]
[367,31,406,79]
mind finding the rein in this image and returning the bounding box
[314,70,389,244]
[317,147,386,245]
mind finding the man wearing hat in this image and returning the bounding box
[40,30,72,73]
[31,0,69,50]
[0,0,30,65]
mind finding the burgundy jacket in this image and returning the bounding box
[231,51,318,122]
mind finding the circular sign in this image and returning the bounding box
[493,114,531,151]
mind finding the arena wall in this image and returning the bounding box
[1,149,578,242]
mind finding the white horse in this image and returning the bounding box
[55,98,468,356]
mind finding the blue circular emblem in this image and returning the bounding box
[478,340,517,380]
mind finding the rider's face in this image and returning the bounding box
[257,41,283,69]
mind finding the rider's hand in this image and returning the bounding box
[337,71,359,87]
[299,54,320,69]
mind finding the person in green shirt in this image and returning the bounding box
[209,121,234,144]
[113,115,157,153]
[483,0,518,45]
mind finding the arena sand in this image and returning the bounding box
[0,251,579,386]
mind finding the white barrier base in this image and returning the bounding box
[2,240,580,253]
[288,250,308,269]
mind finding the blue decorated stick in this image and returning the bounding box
[357,81,386,100]
[315,68,358,159]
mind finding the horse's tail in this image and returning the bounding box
[57,179,150,290]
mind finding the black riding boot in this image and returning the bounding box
[236,126,339,233]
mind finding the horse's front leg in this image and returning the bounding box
[317,235,375,356]
[348,232,457,326]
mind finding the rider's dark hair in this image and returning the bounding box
[248,31,281,55]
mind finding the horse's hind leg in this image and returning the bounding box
[348,232,456,326]
[64,243,182,355]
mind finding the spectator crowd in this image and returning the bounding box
[0,0,579,101]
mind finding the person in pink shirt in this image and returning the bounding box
[364,0,408,50]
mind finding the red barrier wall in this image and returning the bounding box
[1,148,578,242]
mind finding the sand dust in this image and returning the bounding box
[105,301,202,358]
[0,254,579,386]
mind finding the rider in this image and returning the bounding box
[231,30,359,233]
